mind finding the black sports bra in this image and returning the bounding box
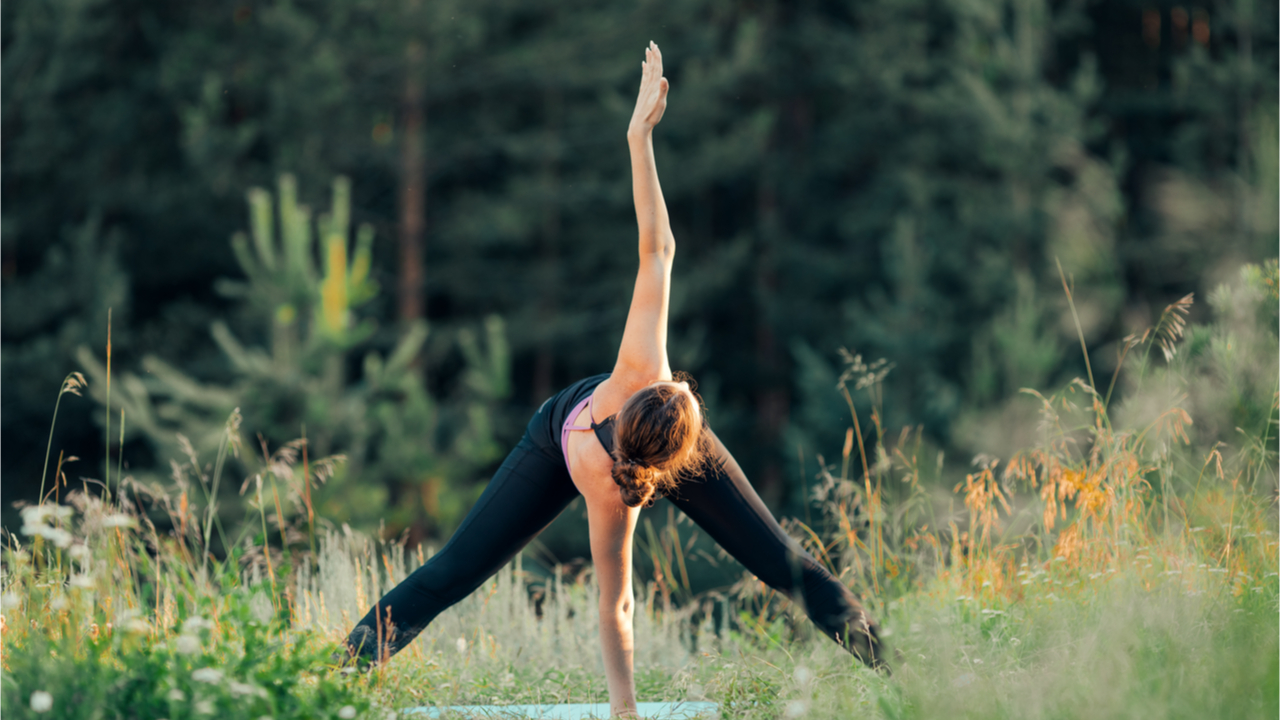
[591,413,617,456]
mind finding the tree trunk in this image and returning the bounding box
[398,42,426,324]
[398,41,428,545]
[533,87,563,404]
[754,179,787,507]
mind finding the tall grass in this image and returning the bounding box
[2,263,1276,719]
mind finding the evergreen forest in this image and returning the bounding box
[3,0,1276,558]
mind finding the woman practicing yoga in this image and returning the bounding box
[340,42,883,716]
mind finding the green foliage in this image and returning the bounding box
[75,176,511,539]
[0,219,129,529]
[4,0,1277,536]
[2,597,372,720]
[5,277,1278,718]
[2,511,377,720]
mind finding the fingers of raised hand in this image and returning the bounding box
[649,43,663,77]
[642,43,662,82]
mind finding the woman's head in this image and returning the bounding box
[610,378,708,507]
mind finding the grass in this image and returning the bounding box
[2,264,1277,719]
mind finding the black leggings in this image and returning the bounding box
[342,427,882,666]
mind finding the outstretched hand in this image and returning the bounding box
[628,42,668,136]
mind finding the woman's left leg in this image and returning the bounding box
[666,430,885,668]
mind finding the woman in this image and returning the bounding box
[340,42,884,716]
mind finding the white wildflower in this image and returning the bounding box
[21,506,75,548]
[102,514,138,529]
[229,681,267,699]
[192,668,223,684]
[182,617,215,633]
[70,574,95,589]
[125,618,152,634]
[49,594,67,611]
[792,666,814,685]
[338,706,357,719]
[195,699,215,715]
[2,592,22,610]
[168,689,187,702]
[22,504,73,525]
[455,636,466,654]
[30,691,53,713]
[69,544,91,562]
[783,699,808,718]
[175,634,202,655]
[35,527,75,548]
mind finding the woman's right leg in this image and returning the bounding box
[341,435,580,665]
[666,430,885,668]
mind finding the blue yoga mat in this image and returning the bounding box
[402,701,718,719]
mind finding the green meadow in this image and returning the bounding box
[4,262,1276,720]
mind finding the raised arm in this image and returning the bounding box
[613,42,675,383]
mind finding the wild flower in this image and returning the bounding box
[69,544,91,562]
[192,668,224,684]
[20,515,73,548]
[784,699,809,718]
[124,618,152,634]
[175,634,202,655]
[195,699,215,715]
[168,689,187,702]
[2,592,22,610]
[69,574,95,589]
[21,504,74,526]
[102,514,138,529]
[338,706,357,719]
[182,616,215,633]
[30,691,53,713]
[229,680,268,699]
[20,505,75,546]
[455,636,467,654]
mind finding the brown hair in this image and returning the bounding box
[610,379,709,507]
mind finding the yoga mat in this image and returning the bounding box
[402,701,718,719]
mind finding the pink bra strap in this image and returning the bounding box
[560,395,595,473]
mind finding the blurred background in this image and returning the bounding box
[2,0,1276,577]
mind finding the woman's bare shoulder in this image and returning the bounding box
[590,376,633,419]
[593,368,670,418]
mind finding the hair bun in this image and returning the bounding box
[611,456,656,508]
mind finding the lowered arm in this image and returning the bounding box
[585,493,642,717]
